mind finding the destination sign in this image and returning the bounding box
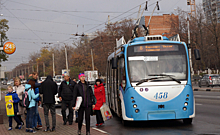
[134,45,179,52]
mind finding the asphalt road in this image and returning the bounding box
[2,83,220,135]
[54,91,220,135]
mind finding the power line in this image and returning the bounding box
[84,0,161,33]
[5,8,153,14]
[7,0,103,23]
[3,5,44,41]
[10,27,72,35]
[84,1,147,32]
[3,15,99,26]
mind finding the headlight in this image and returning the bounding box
[184,102,188,106]
[183,107,187,111]
[135,109,139,113]
[133,104,137,108]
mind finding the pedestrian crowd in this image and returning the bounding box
[5,72,106,135]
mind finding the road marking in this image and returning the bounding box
[195,103,202,105]
[57,113,62,116]
[92,127,108,134]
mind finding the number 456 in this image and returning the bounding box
[154,92,168,99]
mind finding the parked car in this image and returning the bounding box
[55,79,61,86]
[39,77,46,83]
[21,80,27,84]
[198,74,220,87]
[55,83,61,107]
[3,80,7,85]
[7,81,13,85]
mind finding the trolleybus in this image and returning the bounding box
[106,35,200,125]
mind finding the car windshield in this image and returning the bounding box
[127,44,187,82]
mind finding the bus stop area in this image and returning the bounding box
[0,93,107,135]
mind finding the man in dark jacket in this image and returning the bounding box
[40,75,57,132]
[58,73,76,125]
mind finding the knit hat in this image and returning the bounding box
[78,73,85,80]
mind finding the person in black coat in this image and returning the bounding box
[40,75,57,132]
[58,73,76,125]
[73,73,96,135]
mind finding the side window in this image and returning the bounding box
[119,56,126,90]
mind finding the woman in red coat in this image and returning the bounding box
[93,79,106,126]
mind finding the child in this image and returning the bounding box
[6,85,22,130]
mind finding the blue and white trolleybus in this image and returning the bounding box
[106,34,200,125]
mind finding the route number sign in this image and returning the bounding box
[3,42,16,54]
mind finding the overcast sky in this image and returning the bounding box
[0,0,202,72]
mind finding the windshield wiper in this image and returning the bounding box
[148,74,181,84]
[136,77,163,86]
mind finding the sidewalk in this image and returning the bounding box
[0,93,107,135]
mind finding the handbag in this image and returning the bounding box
[75,96,82,111]
[90,108,96,116]
[100,104,113,121]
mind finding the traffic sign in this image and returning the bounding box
[3,41,16,54]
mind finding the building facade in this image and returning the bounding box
[203,0,220,23]
[141,14,179,38]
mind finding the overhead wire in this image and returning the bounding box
[3,15,99,26]
[10,27,71,35]
[5,8,161,14]
[118,0,162,22]
[7,0,103,23]
[84,0,162,33]
[84,1,147,32]
[2,5,44,41]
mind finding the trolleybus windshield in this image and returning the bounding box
[127,44,187,82]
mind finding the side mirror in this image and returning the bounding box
[112,57,118,69]
[194,49,201,60]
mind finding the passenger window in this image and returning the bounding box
[119,56,126,90]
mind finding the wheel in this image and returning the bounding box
[199,83,201,88]
[122,120,130,126]
[183,118,192,124]
[207,83,210,87]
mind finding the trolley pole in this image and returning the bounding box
[187,18,194,75]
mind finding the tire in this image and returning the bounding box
[183,118,192,125]
[122,120,130,126]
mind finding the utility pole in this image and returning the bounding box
[25,66,26,80]
[43,62,45,76]
[91,49,94,71]
[108,15,110,25]
[32,65,34,72]
[52,53,55,77]
[28,66,29,76]
[37,62,38,75]
[64,45,69,72]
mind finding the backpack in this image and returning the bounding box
[21,88,31,108]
